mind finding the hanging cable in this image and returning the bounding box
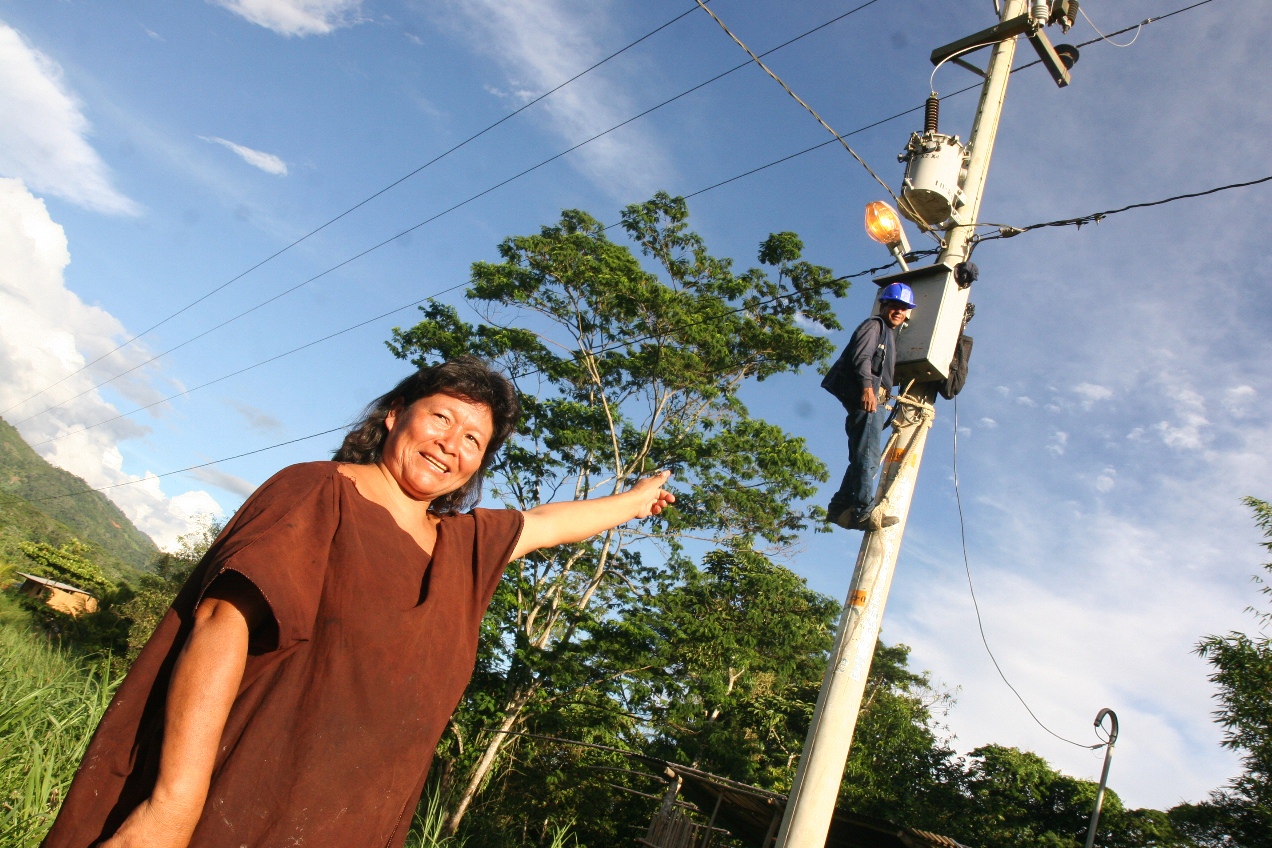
[6,0,1227,499]
[1079,6,1145,47]
[691,0,918,229]
[26,291,457,449]
[0,2,712,420]
[975,173,1272,241]
[952,396,1102,750]
[10,0,884,430]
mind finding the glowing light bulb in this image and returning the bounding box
[864,201,903,246]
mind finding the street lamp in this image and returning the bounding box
[864,200,911,271]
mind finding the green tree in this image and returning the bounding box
[1171,497,1272,848]
[840,642,963,829]
[19,539,114,595]
[117,518,222,661]
[388,192,847,833]
[637,548,840,790]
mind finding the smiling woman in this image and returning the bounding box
[41,356,673,848]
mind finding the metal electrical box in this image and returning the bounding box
[874,262,968,384]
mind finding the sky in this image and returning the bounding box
[0,0,1268,813]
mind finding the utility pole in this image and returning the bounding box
[775,2,1081,845]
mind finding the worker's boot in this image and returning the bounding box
[861,504,899,531]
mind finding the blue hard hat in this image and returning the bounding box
[878,282,917,309]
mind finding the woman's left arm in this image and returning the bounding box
[511,471,675,560]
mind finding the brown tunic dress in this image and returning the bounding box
[42,462,524,848]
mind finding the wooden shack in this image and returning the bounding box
[13,572,100,617]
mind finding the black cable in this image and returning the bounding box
[10,0,883,430]
[27,291,456,449]
[10,0,1226,499]
[0,2,709,420]
[8,427,348,505]
[976,174,1272,241]
[6,249,909,504]
[952,396,1101,750]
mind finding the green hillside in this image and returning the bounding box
[0,417,157,570]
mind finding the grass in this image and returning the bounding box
[0,604,120,847]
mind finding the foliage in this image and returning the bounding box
[0,616,121,846]
[0,416,156,570]
[20,539,114,595]
[1170,497,1272,847]
[636,548,839,790]
[115,518,222,662]
[391,192,847,832]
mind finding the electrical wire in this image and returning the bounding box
[1079,5,1144,48]
[975,173,1272,241]
[691,0,907,217]
[951,396,1102,750]
[9,0,885,430]
[26,291,457,449]
[5,0,1226,500]
[5,249,912,505]
[8,427,348,505]
[0,2,710,420]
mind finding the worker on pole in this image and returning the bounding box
[822,283,917,531]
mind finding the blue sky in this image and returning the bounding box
[1,0,1269,812]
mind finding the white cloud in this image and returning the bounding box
[1154,384,1210,451]
[979,417,997,429]
[200,136,288,176]
[0,178,220,548]
[1046,430,1068,456]
[432,0,673,198]
[1224,384,1257,418]
[186,465,257,500]
[1016,395,1037,407]
[0,21,139,215]
[210,0,365,37]
[1094,467,1116,492]
[1073,382,1113,409]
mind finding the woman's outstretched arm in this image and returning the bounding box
[511,470,675,560]
[101,575,267,848]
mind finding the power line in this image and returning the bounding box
[951,397,1102,751]
[691,0,905,214]
[0,1,709,420]
[975,173,1272,242]
[677,0,1223,207]
[26,291,458,449]
[10,427,348,505]
[8,251,906,505]
[10,0,884,430]
[9,0,1226,500]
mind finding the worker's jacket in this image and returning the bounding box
[821,315,895,411]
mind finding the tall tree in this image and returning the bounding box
[388,192,847,831]
[1171,497,1272,847]
[636,548,840,790]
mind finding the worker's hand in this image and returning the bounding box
[860,386,877,413]
[99,794,201,848]
[629,470,676,518]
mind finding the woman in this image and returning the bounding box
[43,356,673,848]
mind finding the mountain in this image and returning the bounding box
[0,417,157,571]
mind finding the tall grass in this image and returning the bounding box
[0,616,120,847]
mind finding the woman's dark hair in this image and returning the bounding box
[333,356,520,513]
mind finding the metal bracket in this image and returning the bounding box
[1026,26,1072,87]
[931,12,1070,87]
[952,57,986,78]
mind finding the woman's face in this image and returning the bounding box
[380,393,495,503]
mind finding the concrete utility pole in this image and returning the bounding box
[774,1,1080,844]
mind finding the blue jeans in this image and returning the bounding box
[828,406,885,521]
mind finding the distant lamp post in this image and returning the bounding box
[864,200,912,271]
[1084,708,1119,848]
